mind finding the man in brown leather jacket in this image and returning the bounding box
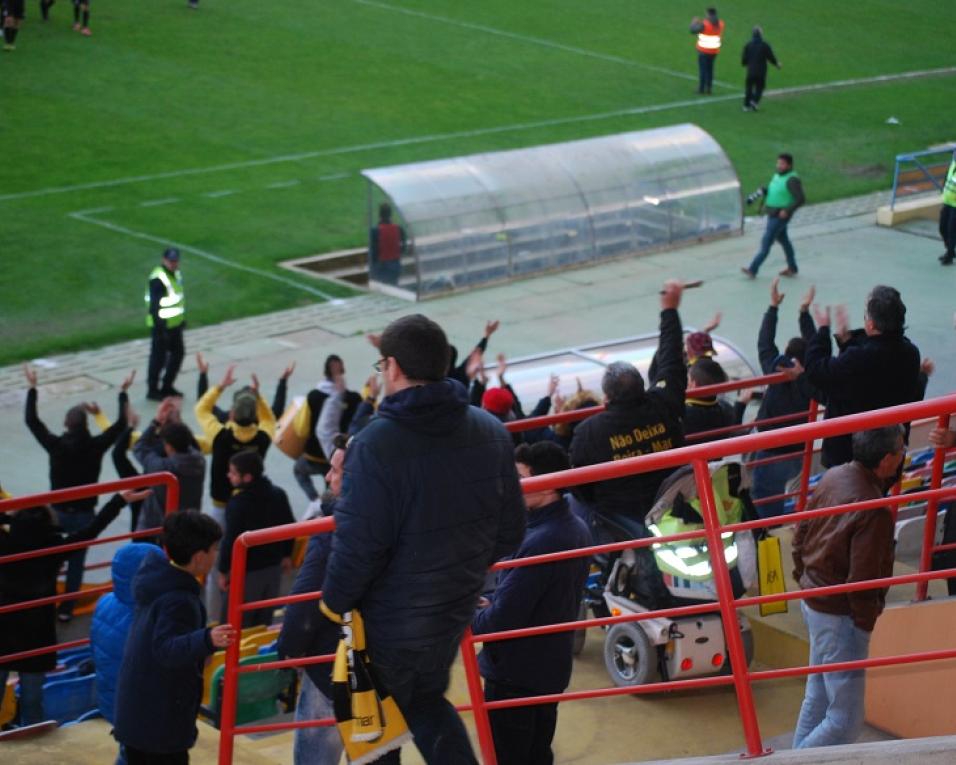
[791,425,904,749]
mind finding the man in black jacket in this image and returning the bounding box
[569,280,687,529]
[804,286,922,468]
[23,364,133,621]
[751,279,817,517]
[741,26,780,111]
[321,314,527,765]
[473,441,590,765]
[218,451,295,626]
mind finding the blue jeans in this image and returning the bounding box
[294,673,343,765]
[751,452,802,518]
[369,641,477,764]
[748,215,797,275]
[0,670,46,726]
[56,508,94,617]
[793,602,871,748]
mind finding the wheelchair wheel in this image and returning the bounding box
[604,622,655,686]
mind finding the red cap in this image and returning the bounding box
[686,332,716,361]
[481,387,516,416]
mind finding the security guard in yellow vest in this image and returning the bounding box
[742,153,805,279]
[145,247,186,401]
[938,150,956,266]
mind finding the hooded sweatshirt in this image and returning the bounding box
[322,378,527,650]
[113,554,214,753]
[132,424,206,529]
[741,30,779,77]
[91,544,168,721]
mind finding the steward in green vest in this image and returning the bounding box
[743,152,805,279]
[145,247,186,401]
[938,153,956,265]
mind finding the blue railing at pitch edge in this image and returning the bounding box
[890,146,955,209]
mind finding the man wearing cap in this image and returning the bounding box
[146,248,186,401]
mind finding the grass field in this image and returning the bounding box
[2,0,953,365]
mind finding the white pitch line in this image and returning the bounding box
[319,173,350,181]
[203,189,238,198]
[266,180,301,189]
[5,66,955,205]
[140,197,180,207]
[68,210,339,301]
[349,0,729,89]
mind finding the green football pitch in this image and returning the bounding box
[2,0,953,365]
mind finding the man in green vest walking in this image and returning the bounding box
[742,153,805,279]
[938,149,956,266]
[145,247,186,401]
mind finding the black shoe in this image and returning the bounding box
[146,389,164,401]
[941,257,954,266]
[940,253,954,262]
[160,386,184,398]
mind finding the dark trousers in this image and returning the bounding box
[147,323,184,393]
[123,745,188,765]
[744,74,766,106]
[112,431,142,532]
[369,641,477,764]
[940,204,956,258]
[697,53,716,93]
[485,680,558,765]
[56,507,94,617]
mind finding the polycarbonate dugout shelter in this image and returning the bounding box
[361,124,742,300]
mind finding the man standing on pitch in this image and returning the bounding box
[938,148,956,266]
[321,314,527,764]
[742,153,805,278]
[690,7,725,95]
[146,247,186,401]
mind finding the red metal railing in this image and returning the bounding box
[0,473,180,665]
[218,392,956,764]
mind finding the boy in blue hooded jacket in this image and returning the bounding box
[113,512,236,764]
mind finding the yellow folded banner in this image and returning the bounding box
[757,534,788,616]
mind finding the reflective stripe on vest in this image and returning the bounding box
[943,159,956,207]
[696,19,724,54]
[765,170,798,209]
[145,266,185,328]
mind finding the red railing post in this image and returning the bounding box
[692,458,770,759]
[218,538,249,765]
[459,630,498,765]
[795,399,819,512]
[917,413,951,601]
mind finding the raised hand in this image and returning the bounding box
[660,279,684,310]
[219,365,237,390]
[811,304,830,327]
[770,277,785,307]
[547,373,560,398]
[250,374,260,395]
[800,284,816,312]
[120,369,137,392]
[464,348,484,381]
[367,333,382,350]
[23,364,38,388]
[484,319,500,338]
[834,304,849,341]
[281,361,296,381]
[365,374,381,400]
[703,311,722,333]
[496,353,507,385]
[83,401,101,415]
[195,352,209,375]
